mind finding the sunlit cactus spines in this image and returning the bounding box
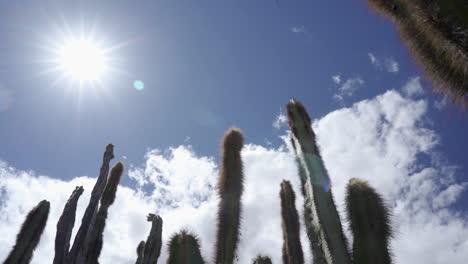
[135,241,145,264]
[3,200,50,264]
[214,128,244,264]
[85,161,125,264]
[68,144,114,264]
[280,180,304,264]
[346,178,393,264]
[167,230,205,264]
[54,186,84,264]
[252,255,272,264]
[367,0,468,107]
[140,213,163,264]
[286,99,351,264]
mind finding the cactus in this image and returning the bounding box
[68,144,114,264]
[53,186,84,264]
[366,0,468,107]
[346,178,392,264]
[252,255,272,264]
[280,180,304,264]
[141,214,163,264]
[135,241,145,264]
[286,99,351,264]
[85,161,124,264]
[3,200,50,264]
[214,128,245,264]
[167,230,205,264]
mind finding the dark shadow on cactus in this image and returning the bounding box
[280,180,304,264]
[346,178,393,264]
[3,200,50,264]
[167,230,205,264]
[214,128,244,264]
[135,241,145,264]
[252,255,272,264]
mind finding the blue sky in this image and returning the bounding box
[1,1,467,263]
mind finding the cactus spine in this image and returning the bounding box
[3,200,50,264]
[286,99,351,264]
[346,178,392,264]
[252,255,272,264]
[214,128,245,264]
[53,186,84,264]
[85,161,124,264]
[167,230,205,264]
[280,180,304,264]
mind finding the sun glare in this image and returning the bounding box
[58,38,107,81]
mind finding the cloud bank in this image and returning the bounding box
[1,89,467,263]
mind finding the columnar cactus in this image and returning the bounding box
[3,200,50,264]
[286,99,351,264]
[167,230,205,264]
[141,214,163,264]
[346,178,392,264]
[214,128,245,264]
[366,0,468,107]
[280,180,304,264]
[135,241,146,264]
[53,186,84,264]
[252,255,272,264]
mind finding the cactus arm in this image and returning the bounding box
[214,128,244,264]
[141,214,163,264]
[53,186,84,264]
[346,178,393,264]
[3,200,50,264]
[286,100,351,264]
[135,241,145,264]
[67,144,114,264]
[167,230,205,264]
[280,180,304,264]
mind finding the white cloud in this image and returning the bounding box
[333,77,365,102]
[1,89,467,264]
[368,53,399,73]
[332,75,341,85]
[368,52,378,66]
[434,95,449,110]
[273,111,287,129]
[291,25,306,34]
[385,57,400,73]
[403,76,424,97]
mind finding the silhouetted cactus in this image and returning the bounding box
[141,214,163,264]
[286,99,351,264]
[167,230,205,264]
[85,161,124,264]
[68,144,114,264]
[346,178,393,264]
[214,128,244,264]
[252,255,272,264]
[3,200,50,264]
[53,186,84,264]
[280,180,304,264]
[367,0,468,107]
[135,241,145,264]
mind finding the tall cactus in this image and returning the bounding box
[280,180,304,264]
[366,0,468,107]
[68,144,114,264]
[135,241,146,264]
[141,214,163,264]
[286,99,351,264]
[53,186,84,264]
[214,128,245,264]
[85,161,125,264]
[252,255,272,264]
[167,230,205,264]
[3,200,50,264]
[345,178,392,264]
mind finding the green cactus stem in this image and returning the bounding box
[280,180,304,264]
[167,230,205,264]
[68,144,114,264]
[3,200,50,264]
[252,255,272,264]
[140,213,163,264]
[85,161,124,264]
[135,241,145,264]
[214,128,244,264]
[286,99,351,264]
[345,178,392,264]
[53,186,84,264]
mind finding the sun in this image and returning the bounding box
[57,38,108,81]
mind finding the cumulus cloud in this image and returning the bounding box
[291,25,306,34]
[332,75,341,85]
[1,89,467,264]
[333,77,365,102]
[368,52,400,73]
[403,76,424,97]
[273,111,287,129]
